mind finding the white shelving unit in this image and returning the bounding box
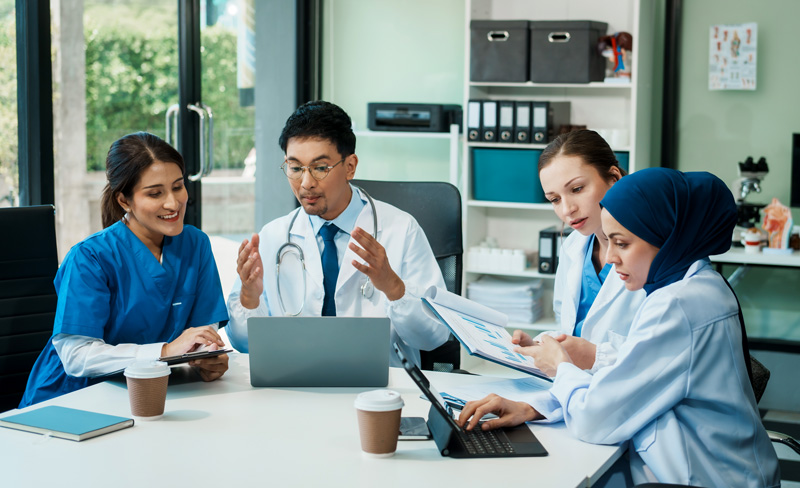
[461,0,663,336]
[354,124,461,187]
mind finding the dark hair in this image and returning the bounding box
[538,129,627,183]
[100,132,185,228]
[278,100,356,158]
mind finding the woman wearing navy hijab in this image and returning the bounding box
[21,132,230,407]
[458,168,780,487]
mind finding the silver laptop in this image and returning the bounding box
[247,317,390,387]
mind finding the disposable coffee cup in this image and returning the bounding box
[124,360,171,420]
[354,389,404,458]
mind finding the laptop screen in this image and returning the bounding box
[393,343,464,433]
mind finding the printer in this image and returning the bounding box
[367,103,462,132]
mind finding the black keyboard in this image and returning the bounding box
[457,428,515,455]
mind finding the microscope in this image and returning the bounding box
[731,156,769,246]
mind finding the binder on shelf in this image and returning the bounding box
[538,226,574,274]
[531,101,571,143]
[514,101,531,143]
[467,100,482,142]
[481,100,498,142]
[497,101,515,143]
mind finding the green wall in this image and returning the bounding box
[676,0,800,220]
[321,0,465,183]
[677,1,800,344]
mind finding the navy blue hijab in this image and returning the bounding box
[600,168,737,295]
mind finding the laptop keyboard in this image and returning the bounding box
[457,428,515,455]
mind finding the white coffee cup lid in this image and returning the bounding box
[124,360,171,379]
[354,389,404,412]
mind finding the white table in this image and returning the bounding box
[0,354,623,488]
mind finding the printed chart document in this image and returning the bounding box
[422,287,551,381]
[0,406,134,441]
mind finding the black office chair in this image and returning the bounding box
[633,276,799,487]
[352,180,463,372]
[0,205,58,412]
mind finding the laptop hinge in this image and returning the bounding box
[426,404,462,456]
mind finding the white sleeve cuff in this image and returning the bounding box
[140,342,167,361]
[227,295,268,353]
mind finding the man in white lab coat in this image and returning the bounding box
[226,101,449,366]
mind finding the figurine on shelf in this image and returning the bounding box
[761,197,793,253]
[597,32,633,82]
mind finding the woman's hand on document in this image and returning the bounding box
[510,330,537,347]
[553,335,597,371]
[515,334,574,377]
[511,331,597,377]
[456,394,543,431]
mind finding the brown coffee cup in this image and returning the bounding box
[124,360,171,420]
[354,389,404,457]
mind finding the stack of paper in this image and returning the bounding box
[466,276,544,324]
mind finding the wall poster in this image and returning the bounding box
[709,22,757,90]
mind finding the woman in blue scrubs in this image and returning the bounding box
[20,132,230,407]
[459,168,780,487]
[513,130,645,373]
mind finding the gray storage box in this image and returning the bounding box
[470,20,529,82]
[529,21,608,83]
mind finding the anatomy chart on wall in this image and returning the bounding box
[709,22,757,90]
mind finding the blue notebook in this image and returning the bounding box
[0,406,134,441]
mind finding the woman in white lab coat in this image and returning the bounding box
[459,168,780,487]
[513,130,645,373]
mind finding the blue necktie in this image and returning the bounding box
[319,223,340,316]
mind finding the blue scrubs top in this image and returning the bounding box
[574,238,611,337]
[20,221,229,407]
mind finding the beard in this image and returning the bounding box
[298,194,327,217]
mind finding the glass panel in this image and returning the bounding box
[200,0,256,241]
[0,0,18,207]
[199,0,256,305]
[51,0,178,257]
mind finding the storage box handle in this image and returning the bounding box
[548,32,571,43]
[487,31,509,42]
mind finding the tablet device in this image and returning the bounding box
[158,348,233,365]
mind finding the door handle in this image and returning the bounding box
[165,103,179,147]
[200,103,214,177]
[168,102,213,181]
[187,103,206,181]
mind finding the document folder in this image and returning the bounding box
[467,100,482,141]
[514,101,531,143]
[498,101,515,142]
[481,100,497,142]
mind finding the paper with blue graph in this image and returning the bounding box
[422,287,551,381]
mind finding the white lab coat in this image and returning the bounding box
[539,260,780,487]
[226,190,450,366]
[541,231,646,371]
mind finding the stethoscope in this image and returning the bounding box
[276,186,378,316]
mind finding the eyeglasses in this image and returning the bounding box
[280,159,345,181]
